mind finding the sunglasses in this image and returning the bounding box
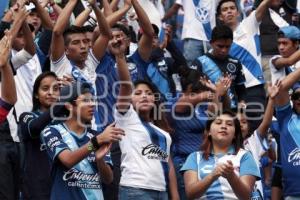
[291,92,300,101]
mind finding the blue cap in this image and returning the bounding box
[278,26,300,40]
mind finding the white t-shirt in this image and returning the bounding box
[51,50,100,130]
[244,130,268,197]
[114,105,172,191]
[50,50,99,90]
[244,130,268,168]
[8,50,42,142]
[270,55,300,85]
[230,11,264,88]
[175,0,219,41]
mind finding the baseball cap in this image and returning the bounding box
[278,26,300,40]
[59,81,93,103]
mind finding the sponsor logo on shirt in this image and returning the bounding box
[47,136,62,152]
[63,168,101,189]
[288,148,300,166]
[194,3,210,23]
[40,143,47,151]
[142,144,168,161]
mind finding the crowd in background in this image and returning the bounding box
[0,0,300,199]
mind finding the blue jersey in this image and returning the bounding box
[275,103,300,197]
[95,52,119,131]
[147,59,171,97]
[95,50,150,131]
[181,147,260,199]
[191,53,246,109]
[19,111,53,199]
[41,123,110,200]
[169,95,208,162]
[126,50,149,82]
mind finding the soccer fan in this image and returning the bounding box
[41,81,124,200]
[191,24,246,110]
[217,0,271,131]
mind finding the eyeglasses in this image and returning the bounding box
[291,92,300,101]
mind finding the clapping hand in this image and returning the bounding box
[216,73,232,96]
[95,143,112,160]
[97,122,125,144]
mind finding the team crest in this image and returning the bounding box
[193,0,210,23]
[227,63,236,73]
[127,62,137,71]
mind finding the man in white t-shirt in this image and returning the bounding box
[50,0,111,90]
[163,0,220,65]
[217,0,271,131]
[269,26,300,85]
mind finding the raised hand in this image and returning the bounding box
[11,2,29,23]
[88,0,97,8]
[57,75,74,88]
[97,122,125,144]
[124,0,132,7]
[268,80,281,99]
[0,31,12,68]
[216,73,232,96]
[164,24,172,43]
[200,76,216,92]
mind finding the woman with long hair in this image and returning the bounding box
[19,72,63,199]
[169,67,231,199]
[181,110,260,200]
[113,32,179,200]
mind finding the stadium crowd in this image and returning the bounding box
[0,0,300,199]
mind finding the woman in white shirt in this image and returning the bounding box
[112,36,179,200]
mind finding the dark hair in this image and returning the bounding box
[82,25,96,33]
[201,110,243,160]
[63,25,87,46]
[179,68,211,93]
[133,80,173,133]
[211,25,233,42]
[32,72,58,111]
[236,107,251,138]
[111,23,131,37]
[217,0,238,16]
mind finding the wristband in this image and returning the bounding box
[87,141,96,152]
[91,136,100,150]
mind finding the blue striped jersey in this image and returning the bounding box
[229,11,264,88]
[169,96,208,160]
[181,147,260,199]
[175,0,219,41]
[95,51,150,131]
[41,123,112,200]
[114,105,172,191]
[275,103,300,197]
